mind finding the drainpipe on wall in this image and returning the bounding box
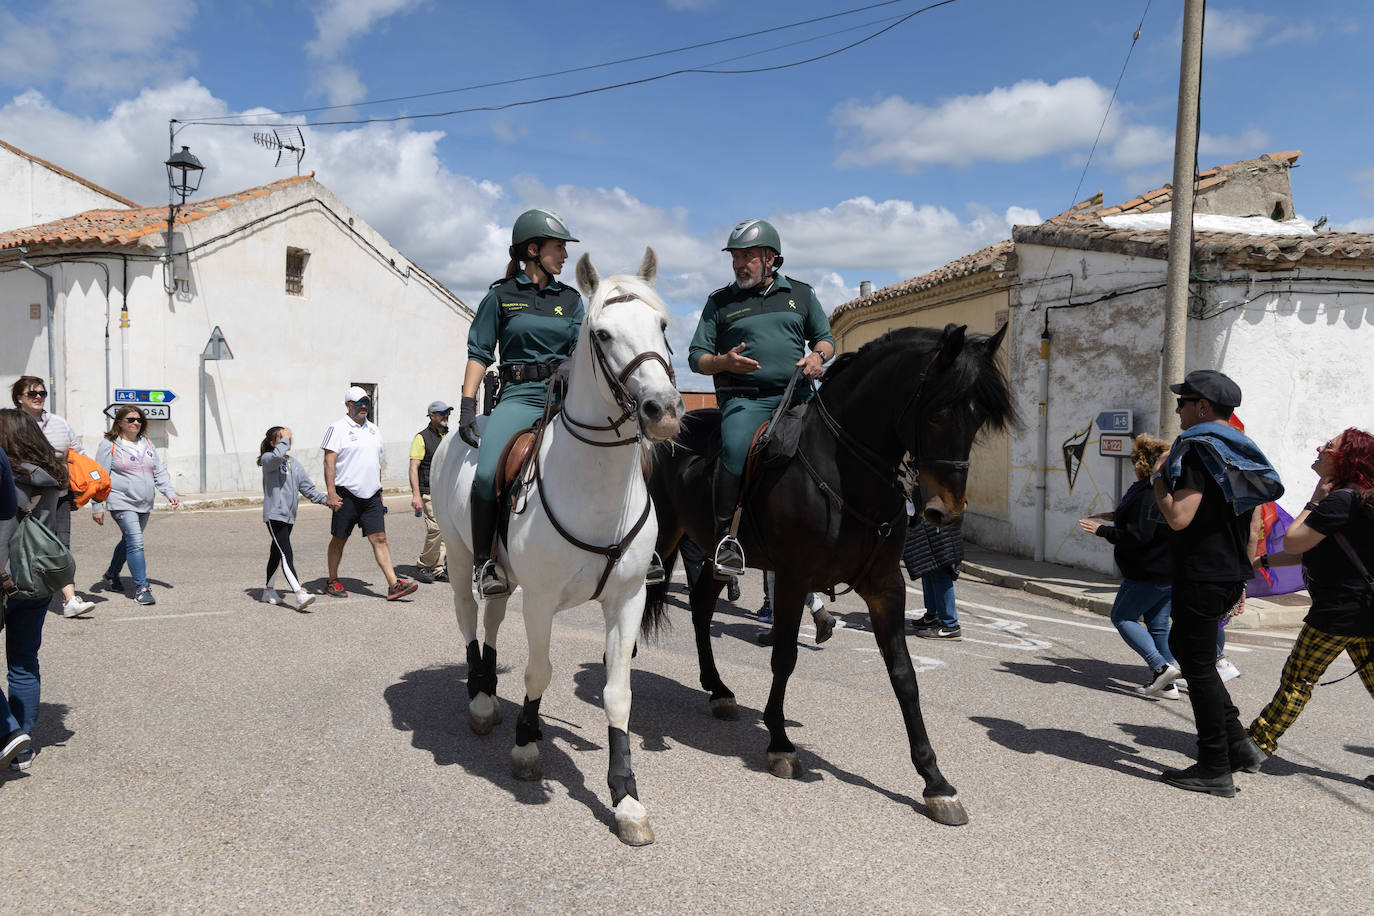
[17,248,59,416]
[1034,328,1051,562]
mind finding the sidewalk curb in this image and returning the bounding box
[163,485,412,512]
[962,561,1309,630]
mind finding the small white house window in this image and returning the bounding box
[286,247,309,296]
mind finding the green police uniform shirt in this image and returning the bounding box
[688,275,834,396]
[466,273,584,369]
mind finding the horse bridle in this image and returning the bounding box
[531,288,676,599]
[559,290,676,447]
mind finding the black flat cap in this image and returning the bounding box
[1170,369,1242,408]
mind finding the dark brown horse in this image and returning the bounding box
[643,323,1013,825]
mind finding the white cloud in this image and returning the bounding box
[1356,168,1374,200]
[304,0,422,104]
[775,197,1036,279]
[1108,125,1271,172]
[306,0,422,60]
[0,0,196,93]
[1336,217,1374,233]
[832,78,1117,172]
[1200,9,1271,56]
[490,120,530,143]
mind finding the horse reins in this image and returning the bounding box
[528,288,674,600]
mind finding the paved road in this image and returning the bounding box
[4,496,1371,913]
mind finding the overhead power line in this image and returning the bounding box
[180,0,957,129]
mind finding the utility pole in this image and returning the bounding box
[1160,0,1205,440]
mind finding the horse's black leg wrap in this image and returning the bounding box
[607,726,639,805]
[465,640,483,700]
[479,643,498,697]
[515,695,543,746]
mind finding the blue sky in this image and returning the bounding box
[2,0,1369,384]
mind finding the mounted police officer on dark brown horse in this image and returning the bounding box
[647,231,1014,823]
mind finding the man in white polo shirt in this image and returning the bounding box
[321,386,418,601]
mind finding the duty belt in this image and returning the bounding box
[499,360,561,383]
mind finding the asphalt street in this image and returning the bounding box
[4,495,1370,913]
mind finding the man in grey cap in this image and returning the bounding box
[1151,369,1282,797]
[408,400,452,583]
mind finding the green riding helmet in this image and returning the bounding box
[511,208,579,250]
[722,218,783,267]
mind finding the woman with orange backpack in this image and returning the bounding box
[10,376,95,617]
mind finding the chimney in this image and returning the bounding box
[859,280,873,297]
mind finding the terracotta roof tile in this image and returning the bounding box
[0,174,313,251]
[0,137,141,208]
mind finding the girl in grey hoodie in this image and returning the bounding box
[259,426,328,609]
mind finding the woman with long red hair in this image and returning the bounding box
[1246,427,1374,771]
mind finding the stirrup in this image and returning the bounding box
[645,552,666,585]
[712,536,745,579]
[474,559,510,599]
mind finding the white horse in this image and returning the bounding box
[431,248,681,846]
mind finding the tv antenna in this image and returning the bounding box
[253,126,306,173]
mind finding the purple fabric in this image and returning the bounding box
[1245,502,1305,597]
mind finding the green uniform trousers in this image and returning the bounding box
[719,394,785,476]
[473,380,549,500]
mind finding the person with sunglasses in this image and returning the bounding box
[9,375,95,616]
[320,387,417,601]
[1150,369,1283,796]
[92,405,180,606]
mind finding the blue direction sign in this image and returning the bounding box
[1095,409,1132,434]
[114,389,178,404]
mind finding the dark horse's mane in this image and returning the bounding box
[821,325,1017,433]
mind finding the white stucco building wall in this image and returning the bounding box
[0,139,136,233]
[0,176,472,494]
[1008,241,1374,575]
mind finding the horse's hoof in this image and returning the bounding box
[768,751,801,779]
[469,694,499,735]
[710,696,738,720]
[923,793,969,826]
[511,742,541,781]
[613,797,654,846]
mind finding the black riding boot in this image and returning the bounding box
[711,465,745,579]
[470,487,509,599]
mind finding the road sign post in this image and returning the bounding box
[199,326,234,492]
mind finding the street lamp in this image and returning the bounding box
[165,145,205,202]
[163,143,205,293]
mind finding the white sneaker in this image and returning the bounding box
[1138,663,1182,696]
[61,596,96,618]
[1158,684,1181,700]
[295,589,316,611]
[1217,658,1241,682]
[261,588,282,605]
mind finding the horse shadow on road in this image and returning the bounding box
[571,661,938,817]
[383,664,616,837]
[996,655,1158,698]
[970,715,1165,781]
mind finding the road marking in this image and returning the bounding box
[111,611,234,622]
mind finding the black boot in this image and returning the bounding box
[470,488,509,599]
[711,465,745,579]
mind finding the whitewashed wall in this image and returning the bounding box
[0,144,133,233]
[1007,243,1374,574]
[1,179,472,494]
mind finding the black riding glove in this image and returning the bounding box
[458,396,481,448]
[551,359,572,398]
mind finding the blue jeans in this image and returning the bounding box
[4,596,48,736]
[1110,579,1176,671]
[108,509,151,590]
[922,568,958,627]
